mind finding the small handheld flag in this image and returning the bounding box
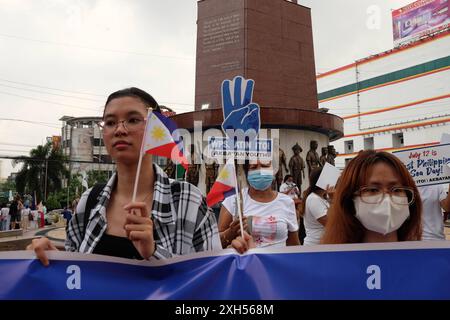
[132,110,188,202]
[142,111,188,170]
[206,159,237,207]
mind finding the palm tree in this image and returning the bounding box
[13,142,69,202]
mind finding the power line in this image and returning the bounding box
[0,155,114,164]
[0,149,29,153]
[0,77,197,110]
[0,91,100,112]
[0,142,37,148]
[0,83,104,102]
[0,33,195,61]
[0,117,61,129]
[0,77,105,97]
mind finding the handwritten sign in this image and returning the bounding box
[393,144,450,187]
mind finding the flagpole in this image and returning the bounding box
[233,161,245,239]
[132,109,152,202]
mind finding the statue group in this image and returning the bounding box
[287,141,338,192]
[164,141,337,196]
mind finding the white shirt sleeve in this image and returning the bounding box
[222,195,236,217]
[285,199,299,232]
[308,194,328,220]
[439,184,448,202]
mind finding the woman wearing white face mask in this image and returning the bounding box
[322,151,422,243]
[322,150,422,244]
[218,161,300,251]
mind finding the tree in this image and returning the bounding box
[13,142,69,202]
[87,170,109,187]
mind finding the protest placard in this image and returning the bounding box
[316,162,341,190]
[393,144,450,186]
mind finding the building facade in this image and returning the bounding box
[317,30,450,169]
[60,116,116,178]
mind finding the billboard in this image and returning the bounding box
[70,128,94,173]
[393,0,449,47]
[52,136,61,150]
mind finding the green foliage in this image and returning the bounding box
[87,170,109,187]
[45,193,61,211]
[13,142,69,202]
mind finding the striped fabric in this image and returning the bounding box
[65,164,220,259]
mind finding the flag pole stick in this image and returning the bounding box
[132,109,152,202]
[233,161,245,239]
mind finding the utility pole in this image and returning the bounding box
[44,158,48,202]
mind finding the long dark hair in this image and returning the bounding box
[301,167,323,214]
[321,150,422,244]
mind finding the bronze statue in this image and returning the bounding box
[186,164,200,186]
[186,144,201,186]
[275,148,288,191]
[326,145,337,166]
[288,143,305,192]
[319,147,328,167]
[306,140,320,173]
[164,159,176,179]
[205,159,219,194]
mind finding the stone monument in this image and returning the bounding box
[171,0,343,193]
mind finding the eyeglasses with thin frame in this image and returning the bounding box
[98,117,146,133]
[354,186,415,205]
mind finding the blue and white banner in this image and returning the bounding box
[207,137,273,161]
[1,241,450,300]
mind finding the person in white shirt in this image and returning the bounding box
[302,167,331,245]
[218,160,300,250]
[21,206,31,231]
[279,175,300,200]
[280,174,305,244]
[419,184,450,241]
[1,204,9,231]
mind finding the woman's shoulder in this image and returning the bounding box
[277,192,294,203]
[306,192,326,207]
[74,187,94,215]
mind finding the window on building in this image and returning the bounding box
[392,133,404,148]
[344,140,354,154]
[364,137,374,150]
[93,138,104,147]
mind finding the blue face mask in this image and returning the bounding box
[247,169,274,191]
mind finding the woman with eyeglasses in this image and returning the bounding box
[321,150,422,244]
[28,87,220,265]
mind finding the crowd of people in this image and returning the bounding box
[26,87,450,266]
[0,196,62,232]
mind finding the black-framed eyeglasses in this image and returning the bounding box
[354,186,415,205]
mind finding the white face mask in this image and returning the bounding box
[353,195,410,235]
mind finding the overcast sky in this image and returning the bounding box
[0,0,414,178]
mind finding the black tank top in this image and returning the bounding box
[93,233,143,260]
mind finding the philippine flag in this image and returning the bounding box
[206,159,237,207]
[142,111,188,170]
